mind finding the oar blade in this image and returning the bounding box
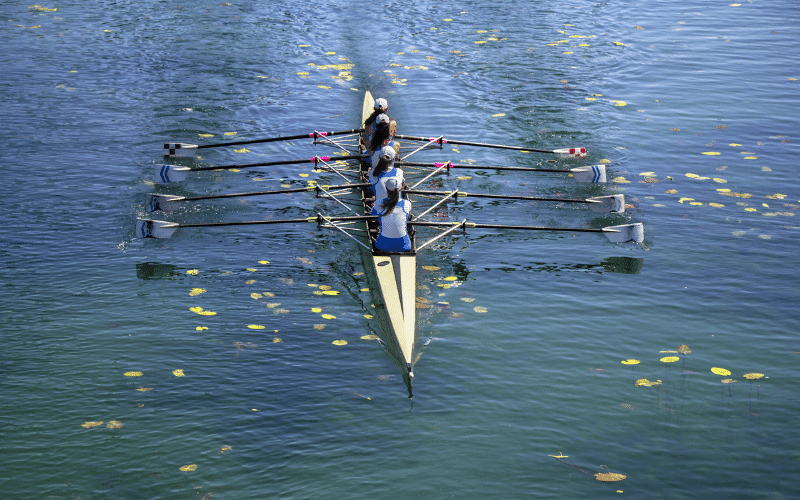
[146,194,184,212]
[154,164,190,184]
[587,194,625,213]
[570,164,606,183]
[136,219,179,239]
[603,223,644,243]
[163,143,198,157]
[552,147,587,158]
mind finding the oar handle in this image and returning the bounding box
[193,128,365,149]
[190,154,362,172]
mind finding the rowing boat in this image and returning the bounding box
[357,91,417,381]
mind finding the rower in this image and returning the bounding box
[371,178,412,252]
[369,145,404,204]
[367,113,396,159]
[364,98,389,138]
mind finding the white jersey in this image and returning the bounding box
[372,199,411,238]
[369,166,403,202]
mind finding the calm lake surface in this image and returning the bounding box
[2,0,798,498]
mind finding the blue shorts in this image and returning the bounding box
[375,235,412,252]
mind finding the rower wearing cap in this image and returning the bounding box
[364,98,389,134]
[371,177,412,252]
[369,145,404,204]
[367,113,396,158]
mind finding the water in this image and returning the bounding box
[2,0,799,498]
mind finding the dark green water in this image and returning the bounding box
[2,0,798,498]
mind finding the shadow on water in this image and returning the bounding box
[601,256,643,274]
[135,262,180,280]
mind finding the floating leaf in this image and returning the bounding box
[189,288,206,296]
[444,276,458,281]
[361,334,378,340]
[196,326,208,331]
[245,279,256,285]
[247,325,265,330]
[721,378,737,384]
[272,337,283,343]
[677,344,691,354]
[313,324,325,330]
[234,148,250,153]
[172,369,185,377]
[595,473,626,482]
[124,371,143,377]
[321,314,336,320]
[332,340,348,346]
[258,260,270,264]
[106,420,123,429]
[136,387,153,392]
[311,307,322,313]
[660,356,679,363]
[179,464,197,472]
[743,373,765,380]
[473,306,488,313]
[197,310,216,316]
[621,359,640,365]
[461,297,475,303]
[711,367,731,376]
[250,292,262,300]
[322,290,340,295]
[363,314,373,319]
[635,378,662,387]
[266,303,281,308]
[262,292,275,297]
[186,269,199,275]
[702,152,721,155]
[82,421,103,428]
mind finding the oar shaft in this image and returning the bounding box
[397,161,568,173]
[194,128,364,149]
[179,183,369,202]
[405,189,589,204]
[410,221,605,233]
[176,215,375,229]
[395,135,557,154]
[190,154,361,172]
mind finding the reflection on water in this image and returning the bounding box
[601,256,644,274]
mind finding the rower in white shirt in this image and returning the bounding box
[371,177,412,252]
[369,145,404,204]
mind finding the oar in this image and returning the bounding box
[136,215,376,239]
[405,190,625,213]
[153,154,362,184]
[146,183,369,212]
[398,161,606,183]
[394,135,586,158]
[162,128,365,157]
[410,221,644,243]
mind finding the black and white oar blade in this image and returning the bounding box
[587,194,625,213]
[603,223,644,243]
[154,164,190,184]
[570,164,606,183]
[163,143,198,157]
[146,194,184,212]
[136,219,178,239]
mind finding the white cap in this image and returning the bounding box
[380,145,396,160]
[376,113,390,125]
[385,178,400,191]
[374,98,388,111]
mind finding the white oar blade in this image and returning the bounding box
[146,194,184,212]
[603,223,644,243]
[136,219,178,239]
[163,143,198,157]
[154,164,190,184]
[553,147,587,158]
[570,164,606,183]
[587,194,625,213]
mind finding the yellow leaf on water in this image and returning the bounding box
[245,279,256,284]
[311,307,322,313]
[136,387,153,392]
[197,311,216,316]
[224,132,237,136]
[709,203,725,207]
[474,306,488,313]
[258,260,270,264]
[262,292,275,297]
[321,314,336,320]
[621,359,640,365]
[332,340,348,346]
[246,268,257,272]
[612,177,630,184]
[595,473,626,482]
[189,288,206,296]
[660,356,679,363]
[266,303,281,308]
[313,324,325,330]
[677,344,691,354]
[721,378,737,384]
[702,152,721,155]
[444,276,458,281]
[743,373,765,380]
[363,314,373,319]
[172,369,185,377]
[234,148,250,153]
[711,367,731,376]
[461,297,475,302]
[186,269,199,275]
[106,420,123,429]
[124,371,143,377]
[82,421,103,428]
[179,464,197,472]
[743,156,758,160]
[361,334,378,340]
[196,326,208,331]
[272,337,283,343]
[251,293,262,300]
[322,291,340,295]
[491,113,506,117]
[248,325,265,330]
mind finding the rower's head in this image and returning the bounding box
[380,145,396,162]
[385,177,400,192]
[374,98,389,112]
[376,114,390,127]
